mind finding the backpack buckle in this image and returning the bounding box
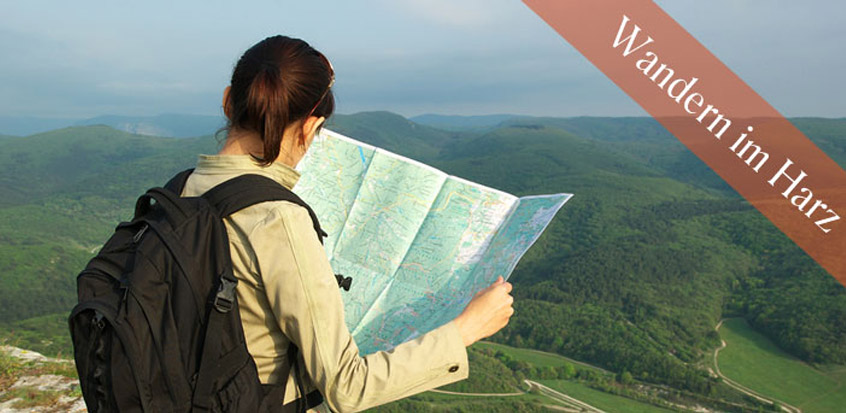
[335,273,352,291]
[213,277,237,313]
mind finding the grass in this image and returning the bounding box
[375,390,550,412]
[473,341,682,412]
[0,346,80,410]
[0,313,76,358]
[538,379,675,413]
[416,390,543,403]
[717,318,846,412]
[475,340,608,373]
[0,387,64,408]
[0,351,24,389]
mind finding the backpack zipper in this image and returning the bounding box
[116,279,130,322]
[133,224,149,243]
[93,311,106,330]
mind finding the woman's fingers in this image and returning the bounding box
[453,275,517,347]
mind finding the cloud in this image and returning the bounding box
[97,80,203,96]
[382,0,512,29]
[0,1,842,118]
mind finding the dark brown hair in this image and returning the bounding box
[224,35,335,165]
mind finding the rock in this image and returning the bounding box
[59,396,87,413]
[11,375,77,393]
[0,346,86,412]
[0,346,66,365]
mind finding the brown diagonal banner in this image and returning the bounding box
[522,0,846,285]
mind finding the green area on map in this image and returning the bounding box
[296,130,572,355]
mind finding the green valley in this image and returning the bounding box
[1,113,844,411]
[716,318,846,413]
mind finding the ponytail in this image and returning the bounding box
[225,36,335,166]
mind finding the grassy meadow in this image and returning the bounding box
[475,341,609,373]
[717,318,846,412]
[538,379,675,413]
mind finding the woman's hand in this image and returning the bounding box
[453,276,514,347]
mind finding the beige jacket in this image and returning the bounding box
[181,155,469,412]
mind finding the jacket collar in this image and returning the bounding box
[194,154,300,190]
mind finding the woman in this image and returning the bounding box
[181,35,514,412]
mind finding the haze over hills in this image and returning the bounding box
[0,112,844,410]
[408,114,531,132]
[75,114,226,138]
[0,113,225,138]
[0,112,524,137]
[0,116,80,136]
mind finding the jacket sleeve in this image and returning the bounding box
[250,202,469,413]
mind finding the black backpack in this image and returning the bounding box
[69,169,327,412]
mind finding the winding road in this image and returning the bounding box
[428,378,606,412]
[712,319,802,413]
[525,380,606,413]
[428,389,524,397]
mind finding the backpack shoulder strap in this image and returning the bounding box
[199,173,329,410]
[164,168,195,195]
[203,174,328,244]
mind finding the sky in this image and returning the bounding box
[1,0,844,119]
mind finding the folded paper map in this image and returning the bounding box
[295,129,572,355]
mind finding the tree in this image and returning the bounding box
[619,371,634,385]
[556,362,576,379]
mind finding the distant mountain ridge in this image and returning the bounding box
[0,113,225,138]
[409,113,530,131]
[74,114,225,138]
[0,116,79,136]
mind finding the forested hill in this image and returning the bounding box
[1,114,844,398]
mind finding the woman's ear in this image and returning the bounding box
[222,86,232,119]
[301,116,326,146]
